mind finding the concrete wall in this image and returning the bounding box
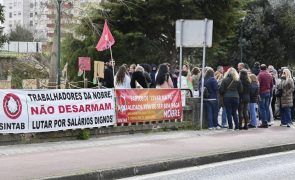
[0,118,192,145]
[0,96,197,145]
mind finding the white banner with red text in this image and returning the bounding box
[0,89,115,133]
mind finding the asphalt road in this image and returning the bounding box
[125,150,295,180]
[0,124,294,179]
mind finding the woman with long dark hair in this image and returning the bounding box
[249,73,259,128]
[238,69,251,130]
[155,64,173,88]
[114,65,131,89]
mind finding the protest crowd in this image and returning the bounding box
[102,60,295,130]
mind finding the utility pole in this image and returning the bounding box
[57,0,62,89]
[240,26,243,63]
[240,18,245,63]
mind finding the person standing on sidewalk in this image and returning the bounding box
[249,73,260,128]
[219,67,243,130]
[215,66,227,128]
[252,62,261,76]
[204,67,219,130]
[130,65,148,88]
[237,62,245,72]
[257,64,273,128]
[155,64,174,89]
[178,64,193,90]
[103,61,115,88]
[114,65,131,89]
[268,65,278,122]
[129,64,136,77]
[277,68,294,127]
[192,67,201,97]
[150,64,157,88]
[142,64,152,88]
[238,69,251,130]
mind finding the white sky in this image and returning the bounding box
[0,0,3,26]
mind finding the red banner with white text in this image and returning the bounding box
[116,89,182,123]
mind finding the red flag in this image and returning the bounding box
[96,20,115,51]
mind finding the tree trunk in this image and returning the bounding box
[49,32,57,89]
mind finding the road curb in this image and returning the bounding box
[48,143,295,180]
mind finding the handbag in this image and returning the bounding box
[220,80,234,107]
[275,88,283,97]
[203,87,210,98]
[199,86,210,98]
[219,94,224,107]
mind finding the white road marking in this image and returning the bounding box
[121,150,295,180]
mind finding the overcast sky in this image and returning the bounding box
[0,0,2,26]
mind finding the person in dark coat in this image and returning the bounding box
[130,65,148,88]
[219,67,243,130]
[249,74,260,128]
[150,64,157,88]
[102,60,114,88]
[252,62,260,76]
[141,64,152,88]
[171,67,179,88]
[203,67,219,130]
[238,69,251,130]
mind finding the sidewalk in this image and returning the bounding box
[1,121,295,179]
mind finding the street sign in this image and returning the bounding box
[176,19,213,47]
[175,19,213,130]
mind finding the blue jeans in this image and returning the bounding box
[205,100,218,128]
[224,97,239,129]
[259,92,271,125]
[249,103,257,126]
[281,107,291,125]
[222,107,227,127]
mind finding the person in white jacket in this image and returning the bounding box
[114,65,131,89]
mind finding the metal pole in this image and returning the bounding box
[179,19,184,89]
[83,70,87,88]
[200,18,208,130]
[57,0,62,89]
[240,20,243,63]
[109,45,115,88]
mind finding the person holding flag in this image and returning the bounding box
[96,19,116,87]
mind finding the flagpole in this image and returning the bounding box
[65,68,68,88]
[83,70,86,88]
[109,45,115,88]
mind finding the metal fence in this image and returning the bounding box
[0,41,43,53]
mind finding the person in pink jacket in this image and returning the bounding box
[155,64,174,89]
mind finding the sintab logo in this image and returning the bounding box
[3,93,22,119]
